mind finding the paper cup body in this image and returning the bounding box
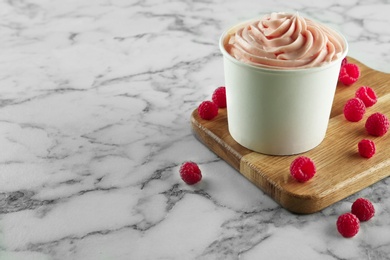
[220,27,348,155]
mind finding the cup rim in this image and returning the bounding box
[219,18,349,74]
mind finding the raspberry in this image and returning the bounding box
[341,57,348,67]
[289,156,316,183]
[336,213,360,238]
[365,112,390,136]
[351,198,375,221]
[212,86,227,108]
[179,161,202,185]
[339,63,360,86]
[198,100,218,120]
[355,86,377,108]
[358,139,376,158]
[343,98,366,122]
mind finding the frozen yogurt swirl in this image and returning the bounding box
[224,12,346,69]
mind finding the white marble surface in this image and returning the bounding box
[0,0,390,259]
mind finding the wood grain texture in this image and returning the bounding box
[191,57,390,214]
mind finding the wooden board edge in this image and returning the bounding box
[240,155,390,213]
[191,109,242,171]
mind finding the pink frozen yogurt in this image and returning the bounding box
[223,12,346,69]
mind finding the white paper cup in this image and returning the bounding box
[220,24,348,155]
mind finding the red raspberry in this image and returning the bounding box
[289,156,316,183]
[341,57,348,67]
[351,198,375,221]
[212,86,227,108]
[343,98,366,122]
[365,112,390,136]
[198,100,218,120]
[358,139,376,158]
[179,161,202,185]
[355,86,377,108]
[339,63,360,86]
[337,213,360,238]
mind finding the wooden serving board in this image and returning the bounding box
[191,57,390,214]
